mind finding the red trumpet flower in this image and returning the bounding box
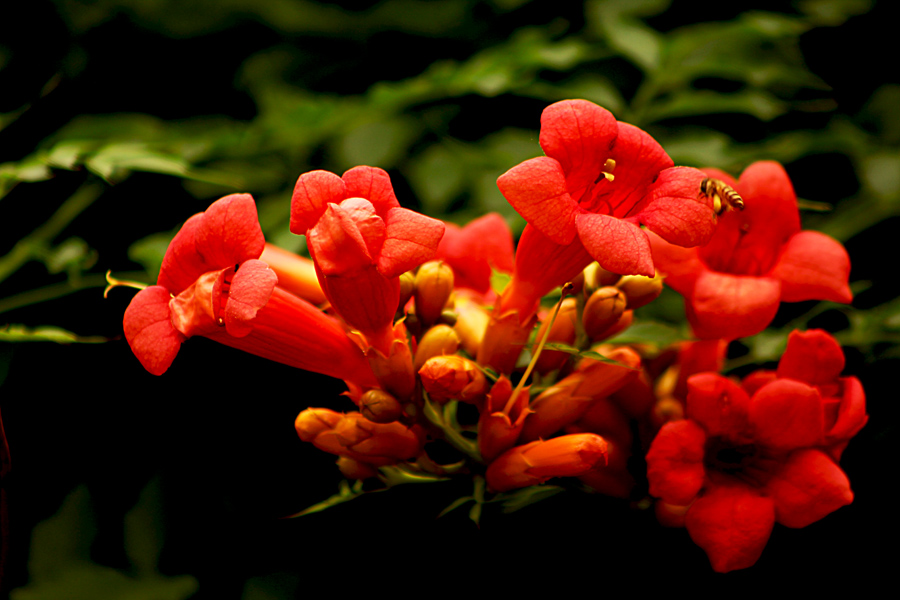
[123,194,377,387]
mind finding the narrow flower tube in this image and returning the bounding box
[259,243,327,305]
[478,376,533,463]
[486,433,608,492]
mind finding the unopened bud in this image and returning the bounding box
[360,389,403,423]
[295,408,342,442]
[485,434,608,492]
[617,272,663,310]
[414,261,454,327]
[414,324,461,370]
[582,287,626,340]
[337,456,379,480]
[418,355,488,404]
[398,271,416,313]
[584,262,622,293]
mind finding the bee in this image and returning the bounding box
[700,178,744,216]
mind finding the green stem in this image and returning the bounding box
[0,271,147,315]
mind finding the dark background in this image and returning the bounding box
[0,0,895,596]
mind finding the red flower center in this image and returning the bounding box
[704,436,781,488]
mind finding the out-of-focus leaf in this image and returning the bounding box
[797,0,873,26]
[587,0,669,72]
[408,144,467,214]
[743,329,789,364]
[0,325,107,344]
[128,232,174,281]
[605,321,689,348]
[498,484,564,513]
[861,85,900,144]
[646,89,788,123]
[336,116,418,170]
[11,483,198,600]
[860,152,900,202]
[42,237,96,275]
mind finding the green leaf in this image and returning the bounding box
[587,0,668,72]
[604,321,689,348]
[498,485,565,513]
[0,325,107,344]
[645,89,788,123]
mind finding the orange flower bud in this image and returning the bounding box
[295,408,423,466]
[418,355,487,404]
[533,297,578,375]
[360,389,403,423]
[582,287,626,340]
[476,309,532,374]
[413,324,461,371]
[397,271,416,314]
[478,376,533,462]
[519,376,591,443]
[486,433,608,492]
[616,272,663,310]
[574,345,642,398]
[584,262,622,292]
[414,260,454,327]
[367,321,416,401]
[452,291,491,357]
[336,456,379,480]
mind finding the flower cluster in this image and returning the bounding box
[121,99,863,573]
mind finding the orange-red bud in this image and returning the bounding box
[398,271,416,313]
[582,287,626,340]
[617,272,663,310]
[452,292,491,357]
[414,261,454,327]
[360,389,403,423]
[418,355,487,404]
[478,376,533,462]
[336,456,379,480]
[295,408,423,466]
[367,321,416,401]
[485,433,608,492]
[413,324,460,370]
[476,309,532,374]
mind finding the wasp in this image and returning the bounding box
[700,178,744,216]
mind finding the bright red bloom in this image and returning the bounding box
[123,194,377,387]
[496,99,717,317]
[435,213,515,295]
[645,329,863,572]
[291,166,444,351]
[650,161,853,340]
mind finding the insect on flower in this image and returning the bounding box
[700,177,744,215]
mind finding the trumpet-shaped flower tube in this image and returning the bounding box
[650,161,853,340]
[645,329,864,572]
[123,194,377,387]
[290,166,444,352]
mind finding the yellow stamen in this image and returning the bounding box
[103,270,148,298]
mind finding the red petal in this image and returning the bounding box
[827,376,867,443]
[597,122,674,218]
[688,271,781,340]
[538,99,619,194]
[497,156,578,245]
[637,166,717,248]
[770,231,853,303]
[159,194,264,294]
[748,379,824,450]
[342,165,400,217]
[765,448,853,528]
[686,373,751,440]
[436,213,515,293]
[123,286,184,376]
[647,231,703,295]
[307,204,373,276]
[290,170,347,234]
[685,481,775,572]
[338,197,387,260]
[224,259,278,338]
[378,207,445,278]
[699,161,800,276]
[575,213,654,277]
[777,329,845,385]
[646,420,707,506]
